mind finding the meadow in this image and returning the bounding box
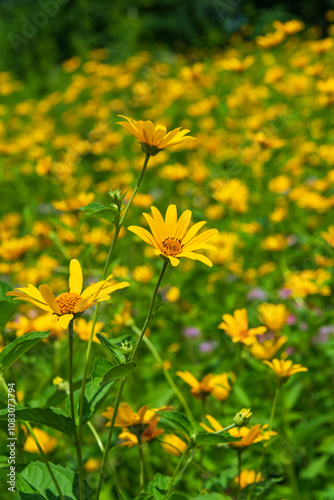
[0,17,334,500]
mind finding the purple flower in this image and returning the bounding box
[198,341,218,353]
[313,325,334,344]
[279,288,292,299]
[182,326,201,339]
[247,288,268,301]
[286,314,296,325]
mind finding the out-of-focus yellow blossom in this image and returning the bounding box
[0,236,37,261]
[269,175,291,193]
[284,270,331,298]
[251,132,285,149]
[16,256,59,285]
[249,336,288,360]
[119,420,164,447]
[132,264,154,283]
[84,458,102,472]
[234,469,264,489]
[273,20,304,35]
[257,303,289,331]
[6,313,65,340]
[160,163,189,181]
[111,301,134,330]
[166,286,180,302]
[263,358,308,379]
[256,30,286,48]
[211,178,249,213]
[219,56,254,72]
[74,318,104,343]
[161,434,188,456]
[218,309,266,345]
[176,370,233,401]
[262,234,288,251]
[270,206,288,223]
[102,402,166,428]
[131,193,155,208]
[321,226,334,247]
[24,428,58,454]
[52,192,95,212]
[309,38,333,54]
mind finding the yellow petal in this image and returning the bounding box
[39,285,61,315]
[59,314,73,329]
[69,259,83,295]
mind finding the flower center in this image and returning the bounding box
[160,237,183,256]
[56,292,81,315]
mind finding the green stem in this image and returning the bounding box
[237,450,242,498]
[138,440,145,493]
[68,321,85,500]
[25,421,65,500]
[213,423,236,434]
[246,382,281,500]
[165,444,193,498]
[192,461,225,495]
[131,324,197,429]
[95,260,168,499]
[77,153,151,447]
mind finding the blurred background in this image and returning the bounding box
[2,0,334,93]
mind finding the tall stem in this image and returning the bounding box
[68,320,84,500]
[77,152,151,446]
[95,260,168,499]
[138,440,145,492]
[131,324,197,429]
[165,444,193,498]
[237,450,242,498]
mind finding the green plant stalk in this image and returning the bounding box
[247,381,281,500]
[25,421,65,500]
[213,422,236,434]
[95,259,168,499]
[138,439,145,493]
[131,324,197,429]
[237,450,242,498]
[165,444,193,498]
[77,153,151,446]
[68,320,84,500]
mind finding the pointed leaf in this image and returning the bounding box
[195,432,241,447]
[80,202,119,225]
[96,333,135,364]
[90,357,137,387]
[0,331,50,374]
[157,410,195,438]
[0,406,75,435]
[65,379,115,425]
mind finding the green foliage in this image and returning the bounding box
[0,331,50,374]
[79,201,119,225]
[65,379,115,425]
[96,333,136,364]
[0,406,75,435]
[195,432,241,447]
[157,410,195,439]
[0,281,17,330]
[90,357,137,386]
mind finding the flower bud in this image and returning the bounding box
[141,143,161,156]
[233,408,252,427]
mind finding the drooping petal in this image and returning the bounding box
[168,256,180,267]
[179,251,213,267]
[58,314,73,328]
[6,292,52,312]
[143,213,163,245]
[127,226,158,248]
[69,259,83,295]
[39,285,61,315]
[176,370,200,389]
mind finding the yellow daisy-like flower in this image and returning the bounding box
[128,205,218,267]
[263,359,308,379]
[117,115,195,155]
[218,309,267,345]
[6,259,129,329]
[257,303,289,332]
[234,469,264,489]
[176,370,233,401]
[161,434,188,456]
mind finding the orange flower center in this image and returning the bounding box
[160,237,183,256]
[56,292,81,315]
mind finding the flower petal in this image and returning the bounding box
[59,314,73,329]
[39,285,61,315]
[69,259,83,295]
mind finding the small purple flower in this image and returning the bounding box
[313,325,334,344]
[182,326,201,339]
[286,314,296,325]
[285,347,294,355]
[279,288,292,299]
[198,341,218,353]
[247,287,268,301]
[299,322,308,331]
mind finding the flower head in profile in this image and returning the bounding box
[249,335,288,360]
[128,205,218,267]
[257,303,289,331]
[23,427,58,454]
[218,309,267,345]
[234,469,264,490]
[117,115,195,155]
[6,259,129,328]
[176,370,234,401]
[161,434,188,456]
[263,358,308,380]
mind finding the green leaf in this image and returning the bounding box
[96,333,135,364]
[0,280,17,329]
[193,494,229,500]
[147,473,181,500]
[0,331,50,374]
[12,461,92,499]
[79,202,119,225]
[195,432,241,447]
[0,406,75,435]
[65,379,115,425]
[90,357,137,387]
[241,476,283,497]
[157,410,195,438]
[300,455,329,480]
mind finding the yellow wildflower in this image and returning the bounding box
[234,469,264,489]
[176,371,233,401]
[263,358,308,379]
[257,303,289,331]
[24,428,58,454]
[161,434,188,456]
[218,309,267,345]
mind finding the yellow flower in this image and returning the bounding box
[228,425,277,448]
[117,115,195,154]
[257,303,289,332]
[249,336,288,360]
[52,192,95,211]
[263,358,308,379]
[6,259,129,328]
[166,286,180,302]
[234,408,252,427]
[128,205,218,267]
[218,309,267,345]
[102,402,167,428]
[84,458,102,472]
[234,469,264,489]
[176,371,233,401]
[119,420,164,447]
[6,313,65,340]
[321,226,334,247]
[262,234,288,251]
[132,264,154,283]
[256,30,286,48]
[161,434,188,456]
[272,20,305,35]
[24,428,58,454]
[74,318,105,343]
